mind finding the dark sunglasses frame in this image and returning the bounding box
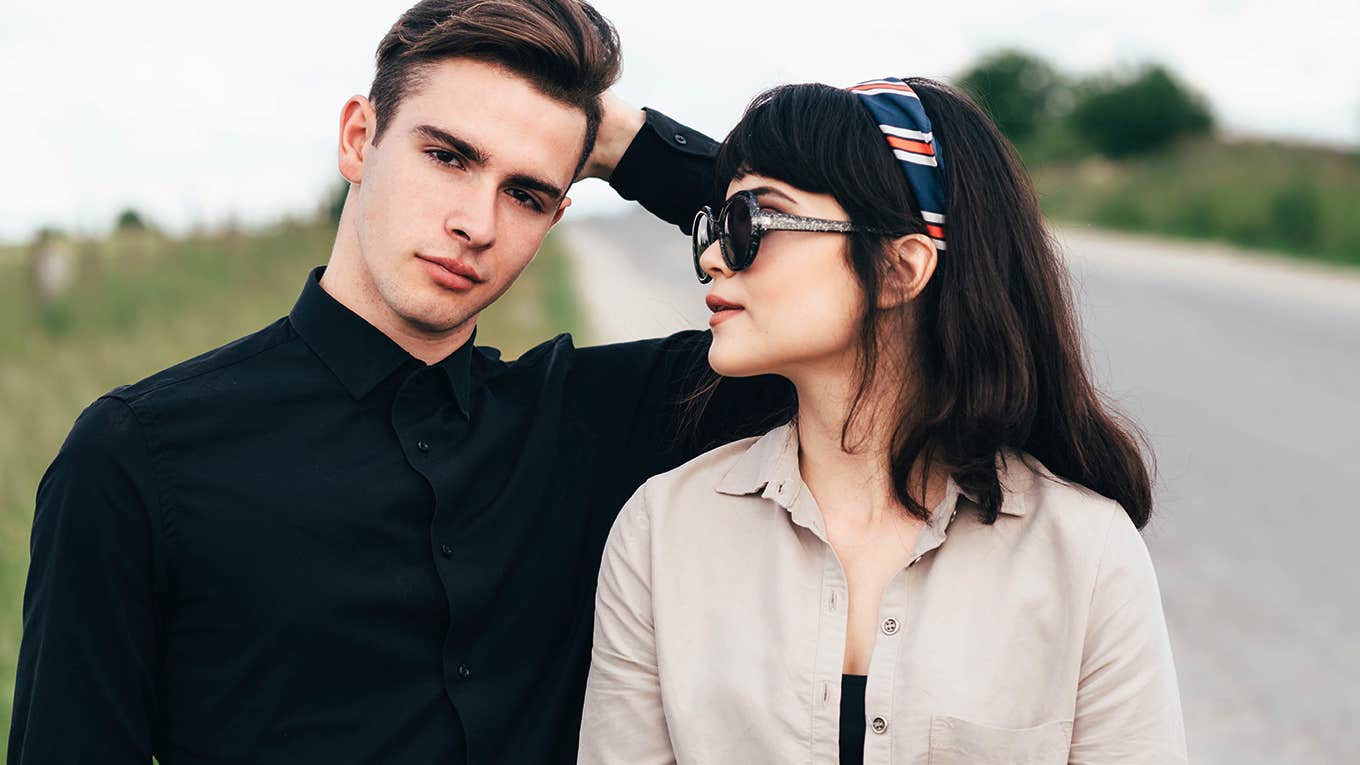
[691,190,899,283]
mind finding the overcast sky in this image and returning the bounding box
[3,0,1357,242]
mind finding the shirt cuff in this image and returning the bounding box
[608,108,719,235]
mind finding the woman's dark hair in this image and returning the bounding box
[693,79,1154,528]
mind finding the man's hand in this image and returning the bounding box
[579,91,648,182]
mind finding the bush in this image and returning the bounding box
[1270,180,1323,250]
[1067,65,1213,158]
[115,208,152,231]
[958,50,1063,143]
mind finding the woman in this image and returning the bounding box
[579,77,1187,764]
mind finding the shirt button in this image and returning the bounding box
[440,544,453,557]
[417,440,430,453]
[871,716,888,734]
[674,133,688,145]
[880,617,900,636]
[458,663,471,680]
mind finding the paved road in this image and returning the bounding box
[561,210,1360,764]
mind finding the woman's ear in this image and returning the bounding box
[877,233,938,310]
[338,96,377,184]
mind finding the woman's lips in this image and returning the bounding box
[709,308,742,328]
[706,293,744,327]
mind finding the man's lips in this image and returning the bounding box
[418,255,483,291]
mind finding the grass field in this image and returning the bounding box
[1031,138,1360,267]
[0,222,585,755]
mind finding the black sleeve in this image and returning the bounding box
[578,331,794,488]
[8,396,162,764]
[607,108,719,235]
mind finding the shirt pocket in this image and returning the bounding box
[927,715,1073,765]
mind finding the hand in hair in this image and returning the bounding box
[578,91,647,182]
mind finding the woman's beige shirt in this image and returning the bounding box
[579,423,1187,764]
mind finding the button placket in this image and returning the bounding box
[811,546,850,756]
[863,572,909,754]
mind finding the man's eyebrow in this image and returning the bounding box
[412,124,487,165]
[506,173,566,204]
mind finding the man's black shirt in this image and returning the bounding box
[9,110,790,764]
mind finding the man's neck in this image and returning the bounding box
[319,258,475,366]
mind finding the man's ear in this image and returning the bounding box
[550,196,573,227]
[877,233,938,310]
[338,96,377,184]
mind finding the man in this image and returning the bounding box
[8,1,785,762]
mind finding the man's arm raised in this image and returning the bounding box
[580,93,720,234]
[578,92,648,183]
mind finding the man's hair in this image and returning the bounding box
[370,0,622,176]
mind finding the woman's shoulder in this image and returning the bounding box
[641,433,768,500]
[623,425,790,526]
[994,449,1151,574]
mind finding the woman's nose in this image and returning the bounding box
[698,241,732,281]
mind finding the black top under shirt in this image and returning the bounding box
[841,675,867,765]
[8,109,792,765]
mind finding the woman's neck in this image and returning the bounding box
[789,353,945,526]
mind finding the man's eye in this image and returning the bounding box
[507,189,544,212]
[427,149,463,168]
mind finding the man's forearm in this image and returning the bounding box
[580,92,648,182]
[603,107,720,234]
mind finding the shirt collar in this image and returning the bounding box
[288,266,480,416]
[715,421,1031,521]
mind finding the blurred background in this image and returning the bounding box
[3,1,1357,762]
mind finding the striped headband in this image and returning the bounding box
[848,77,948,251]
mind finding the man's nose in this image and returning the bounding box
[444,188,498,250]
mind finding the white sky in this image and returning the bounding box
[3,0,1357,242]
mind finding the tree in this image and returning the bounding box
[958,50,1062,143]
[115,208,151,231]
[1067,65,1214,158]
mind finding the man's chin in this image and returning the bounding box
[392,293,480,337]
[402,310,477,337]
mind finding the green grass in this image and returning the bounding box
[1029,137,1360,267]
[0,223,583,756]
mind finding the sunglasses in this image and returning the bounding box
[691,190,897,283]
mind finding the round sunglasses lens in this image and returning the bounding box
[692,210,713,282]
[692,212,712,257]
[724,196,753,269]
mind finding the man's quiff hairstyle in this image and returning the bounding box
[370,0,622,176]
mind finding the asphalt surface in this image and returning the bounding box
[561,210,1360,765]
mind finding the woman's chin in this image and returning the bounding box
[708,346,775,379]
